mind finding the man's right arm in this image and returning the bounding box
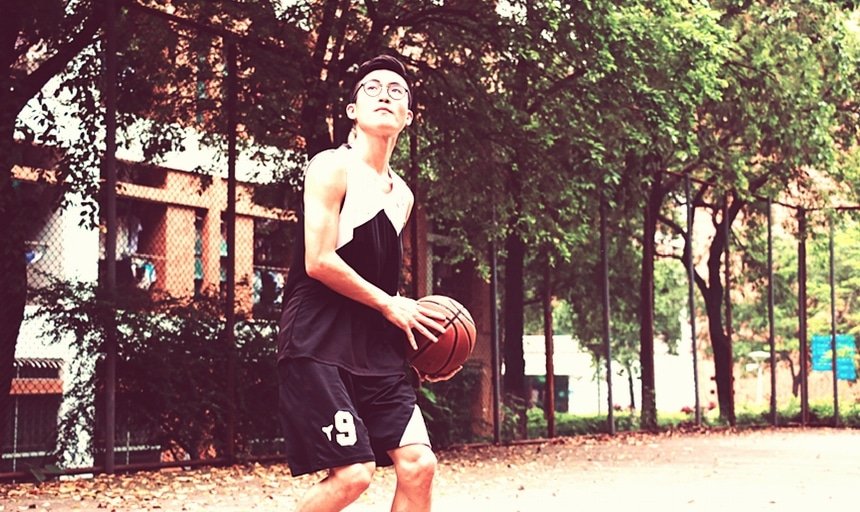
[302,151,442,349]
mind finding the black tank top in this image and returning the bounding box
[277,148,413,376]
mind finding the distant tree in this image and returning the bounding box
[660,0,860,423]
[583,0,731,429]
[732,211,860,397]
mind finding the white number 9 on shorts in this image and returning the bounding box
[335,410,357,446]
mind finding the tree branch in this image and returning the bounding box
[719,0,755,24]
[0,2,23,73]
[657,214,693,268]
[16,5,104,113]
[693,268,707,294]
[656,250,684,262]
[310,0,341,71]
[394,7,482,30]
[329,0,352,67]
[364,0,377,19]
[692,175,716,208]
[526,67,586,115]
[658,214,686,239]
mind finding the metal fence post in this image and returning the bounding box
[490,234,501,445]
[685,175,701,426]
[224,38,238,462]
[409,126,420,299]
[600,193,615,435]
[798,207,809,426]
[767,199,777,426]
[723,198,735,425]
[103,0,119,474]
[828,217,839,427]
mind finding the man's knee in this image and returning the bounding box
[330,461,375,498]
[395,446,437,485]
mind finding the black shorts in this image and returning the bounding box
[277,358,431,477]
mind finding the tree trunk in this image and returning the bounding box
[503,231,526,426]
[502,51,533,436]
[699,212,737,424]
[0,127,63,451]
[638,174,661,430]
[301,86,336,156]
[300,0,341,156]
[0,0,104,451]
[0,238,27,452]
[0,125,27,450]
[702,280,735,423]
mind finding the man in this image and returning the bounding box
[278,54,446,512]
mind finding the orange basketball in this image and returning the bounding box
[409,295,476,380]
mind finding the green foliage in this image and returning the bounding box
[523,298,574,337]
[656,0,860,421]
[732,214,860,370]
[26,278,280,465]
[697,0,860,200]
[734,401,860,429]
[525,407,717,438]
[532,255,687,374]
[473,401,860,442]
[806,220,860,338]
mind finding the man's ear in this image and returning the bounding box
[405,109,413,126]
[346,103,357,120]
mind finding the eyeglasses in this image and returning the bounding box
[358,79,410,101]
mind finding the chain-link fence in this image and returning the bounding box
[525,186,860,435]
[4,2,860,483]
[3,2,494,481]
[3,3,299,479]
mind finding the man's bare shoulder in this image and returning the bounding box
[305,146,350,185]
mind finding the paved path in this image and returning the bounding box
[2,428,859,511]
[424,428,860,511]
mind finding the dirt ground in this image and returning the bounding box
[2,427,859,511]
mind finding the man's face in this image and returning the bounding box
[347,69,413,135]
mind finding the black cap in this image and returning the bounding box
[349,54,412,108]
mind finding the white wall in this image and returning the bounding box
[523,332,700,415]
[16,194,98,469]
[17,194,99,359]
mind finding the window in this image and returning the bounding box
[252,218,292,319]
